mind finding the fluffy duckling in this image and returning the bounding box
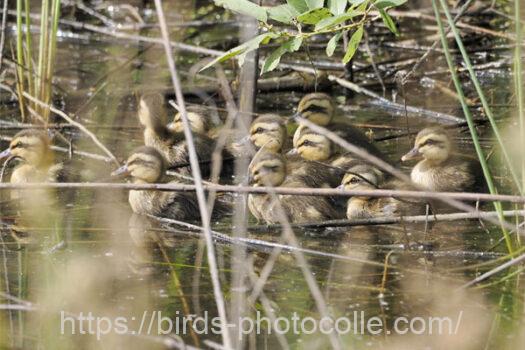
[0,130,65,199]
[138,93,230,179]
[249,114,288,153]
[293,93,385,160]
[248,149,341,224]
[401,127,483,192]
[112,146,228,219]
[293,127,388,174]
[341,164,422,218]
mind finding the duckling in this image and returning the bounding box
[341,164,422,219]
[112,146,229,219]
[249,114,288,153]
[401,127,483,192]
[138,93,231,179]
[293,93,384,160]
[293,127,387,178]
[247,149,342,224]
[0,130,65,200]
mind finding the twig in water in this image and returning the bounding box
[247,210,525,231]
[401,0,475,83]
[153,1,232,349]
[1,182,525,204]
[460,252,525,289]
[21,92,119,165]
[328,75,464,124]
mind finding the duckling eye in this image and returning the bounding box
[253,127,266,134]
[11,142,27,149]
[263,165,279,172]
[421,139,439,147]
[301,140,315,147]
[349,177,360,184]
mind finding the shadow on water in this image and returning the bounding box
[0,0,523,348]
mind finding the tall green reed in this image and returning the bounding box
[15,0,61,123]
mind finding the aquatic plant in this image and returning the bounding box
[15,0,61,123]
[201,0,407,73]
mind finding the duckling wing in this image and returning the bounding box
[436,156,480,192]
[160,191,201,221]
[278,194,342,223]
[286,157,342,188]
[272,177,343,223]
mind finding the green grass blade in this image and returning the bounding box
[15,0,26,121]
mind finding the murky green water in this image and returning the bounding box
[0,1,524,349]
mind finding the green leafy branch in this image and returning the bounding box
[201,0,407,73]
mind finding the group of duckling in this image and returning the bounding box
[0,92,483,225]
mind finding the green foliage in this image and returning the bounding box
[202,0,407,73]
[342,24,363,64]
[325,32,342,56]
[261,37,303,74]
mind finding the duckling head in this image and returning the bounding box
[112,146,166,184]
[295,128,333,162]
[248,149,286,187]
[0,129,52,167]
[401,127,451,165]
[138,93,168,131]
[171,107,209,134]
[294,93,334,126]
[341,164,383,193]
[249,114,287,153]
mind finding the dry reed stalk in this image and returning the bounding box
[153,1,232,349]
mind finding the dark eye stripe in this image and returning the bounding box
[421,139,444,147]
[12,142,30,149]
[300,140,316,147]
[129,159,155,167]
[253,127,266,134]
[301,104,328,114]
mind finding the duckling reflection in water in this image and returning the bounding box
[401,127,483,192]
[292,93,384,160]
[112,147,229,220]
[138,93,231,179]
[248,149,342,224]
[341,164,423,219]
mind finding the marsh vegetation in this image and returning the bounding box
[0,0,524,349]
